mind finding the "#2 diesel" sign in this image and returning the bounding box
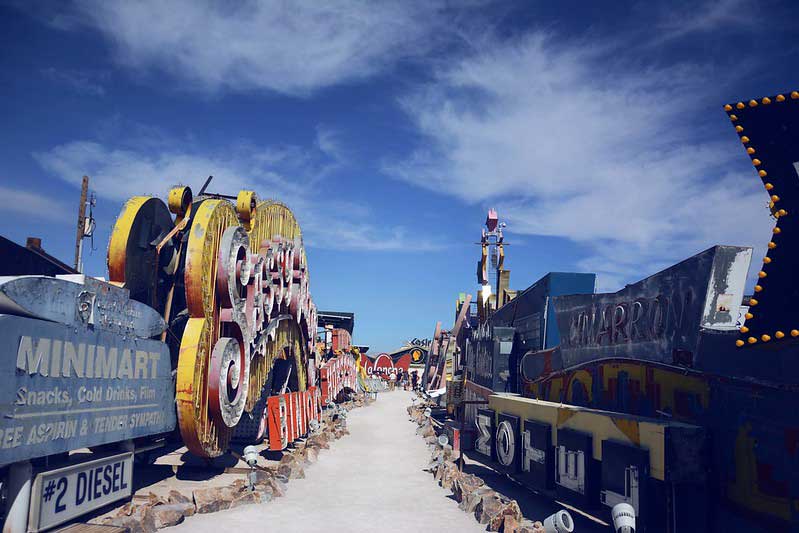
[29,452,133,532]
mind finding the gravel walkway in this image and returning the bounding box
[171,390,485,532]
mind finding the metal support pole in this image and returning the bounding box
[3,461,32,533]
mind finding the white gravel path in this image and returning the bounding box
[171,390,486,532]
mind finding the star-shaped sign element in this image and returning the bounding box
[726,92,799,346]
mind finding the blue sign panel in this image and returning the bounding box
[0,314,176,466]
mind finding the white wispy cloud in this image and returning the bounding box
[0,186,71,222]
[49,0,456,96]
[33,136,437,252]
[652,0,759,44]
[315,126,345,164]
[40,67,109,96]
[390,32,774,290]
[23,0,778,286]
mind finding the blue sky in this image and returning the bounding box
[1,0,796,353]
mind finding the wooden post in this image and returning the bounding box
[74,176,89,271]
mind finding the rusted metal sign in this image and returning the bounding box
[266,386,322,451]
[551,245,750,370]
[0,315,175,466]
[0,275,165,338]
[109,188,318,458]
[319,355,356,404]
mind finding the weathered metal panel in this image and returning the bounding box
[487,394,705,483]
[0,314,175,466]
[491,272,596,352]
[700,247,751,330]
[600,440,649,518]
[551,246,749,370]
[519,347,561,384]
[545,274,597,348]
[470,325,514,392]
[0,275,165,338]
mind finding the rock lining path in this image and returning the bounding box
[171,390,485,532]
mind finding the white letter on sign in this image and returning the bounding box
[475,412,492,456]
[522,428,546,472]
[496,420,515,467]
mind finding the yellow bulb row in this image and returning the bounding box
[739,123,777,311]
[725,92,799,112]
[736,330,799,347]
